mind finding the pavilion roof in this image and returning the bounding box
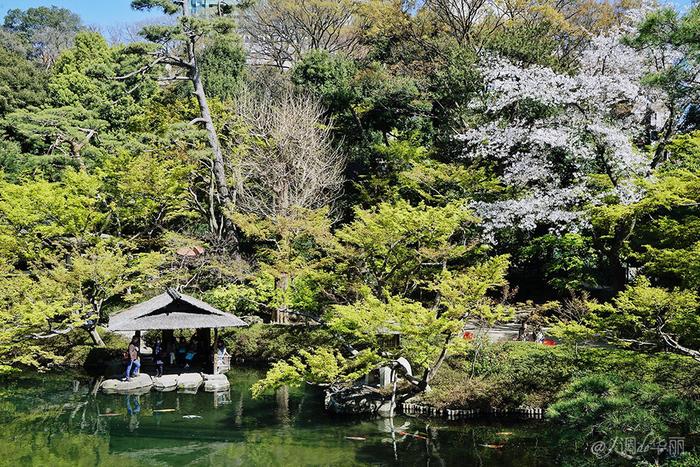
[107,289,248,331]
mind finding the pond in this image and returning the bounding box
[0,368,612,466]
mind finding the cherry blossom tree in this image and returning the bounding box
[458,26,672,241]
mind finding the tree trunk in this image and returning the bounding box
[596,215,636,293]
[651,105,675,169]
[273,273,290,324]
[659,329,700,363]
[425,333,452,386]
[608,248,628,293]
[182,1,234,241]
[275,385,290,422]
[88,327,105,347]
[190,58,230,205]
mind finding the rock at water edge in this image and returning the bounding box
[153,374,179,392]
[177,373,204,393]
[204,374,230,392]
[101,374,153,394]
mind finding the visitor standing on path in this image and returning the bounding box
[125,335,140,381]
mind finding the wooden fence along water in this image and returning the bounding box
[401,402,545,419]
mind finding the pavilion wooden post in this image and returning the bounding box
[213,328,219,374]
[196,327,212,371]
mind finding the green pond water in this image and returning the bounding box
[0,368,609,466]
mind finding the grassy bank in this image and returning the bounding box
[419,342,700,410]
[418,342,700,465]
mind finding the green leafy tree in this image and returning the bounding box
[628,6,700,166]
[302,53,430,142]
[0,171,161,367]
[336,200,475,297]
[591,277,700,361]
[232,207,340,323]
[0,170,104,264]
[48,31,160,130]
[0,44,47,116]
[3,6,83,69]
[518,233,597,295]
[548,374,700,463]
[252,201,513,397]
[546,295,598,354]
[98,145,194,238]
[198,36,246,101]
[252,254,512,396]
[629,133,700,290]
[1,106,107,175]
[128,0,240,218]
[291,50,357,116]
[586,161,700,293]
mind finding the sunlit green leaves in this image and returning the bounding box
[337,200,476,297]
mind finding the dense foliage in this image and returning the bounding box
[1,2,700,460]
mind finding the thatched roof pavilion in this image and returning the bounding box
[108,288,247,332]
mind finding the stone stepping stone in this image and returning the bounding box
[153,374,179,392]
[177,373,203,393]
[101,374,153,394]
[203,374,230,392]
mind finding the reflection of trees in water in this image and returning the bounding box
[275,385,290,424]
[2,371,599,466]
[234,390,243,426]
[0,430,141,466]
[350,417,572,466]
[0,376,139,467]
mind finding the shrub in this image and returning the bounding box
[548,374,700,464]
[422,342,700,410]
[220,324,336,363]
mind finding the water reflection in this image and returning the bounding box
[212,389,229,408]
[275,385,290,424]
[125,394,140,431]
[0,369,601,466]
[234,390,243,426]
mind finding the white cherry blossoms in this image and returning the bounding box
[458,29,668,242]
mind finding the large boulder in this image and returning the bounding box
[153,374,179,392]
[177,373,203,393]
[203,374,230,392]
[101,374,153,394]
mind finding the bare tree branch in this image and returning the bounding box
[230,91,345,218]
[240,0,362,68]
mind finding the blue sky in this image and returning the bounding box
[0,1,162,28]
